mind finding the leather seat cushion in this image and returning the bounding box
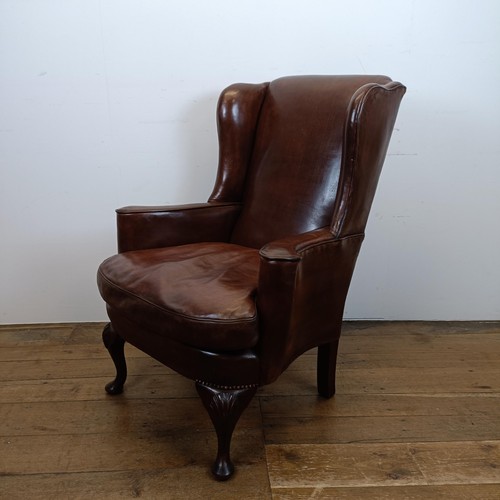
[97,242,260,352]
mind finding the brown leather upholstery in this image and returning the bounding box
[97,75,406,480]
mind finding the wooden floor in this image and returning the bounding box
[1,322,499,499]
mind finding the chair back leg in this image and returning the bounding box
[317,339,340,398]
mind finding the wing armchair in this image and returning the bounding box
[97,75,406,480]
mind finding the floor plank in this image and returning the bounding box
[0,375,196,403]
[264,414,500,445]
[0,356,171,382]
[260,393,500,418]
[0,323,104,347]
[0,468,271,500]
[261,393,500,444]
[1,429,265,475]
[266,441,500,488]
[272,484,500,499]
[261,366,500,395]
[0,399,261,437]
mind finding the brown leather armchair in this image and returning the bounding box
[97,75,406,480]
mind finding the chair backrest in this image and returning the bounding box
[209,75,406,248]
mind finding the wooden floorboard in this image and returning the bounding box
[266,441,500,487]
[0,321,499,499]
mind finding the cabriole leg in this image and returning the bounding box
[317,339,340,399]
[196,382,257,480]
[102,323,127,395]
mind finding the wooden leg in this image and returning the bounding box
[196,382,257,480]
[102,323,127,395]
[317,339,340,399]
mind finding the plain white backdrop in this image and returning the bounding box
[1,0,499,323]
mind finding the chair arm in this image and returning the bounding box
[116,202,241,253]
[259,227,337,262]
[257,229,364,384]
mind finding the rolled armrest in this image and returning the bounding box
[116,202,241,252]
[259,227,337,261]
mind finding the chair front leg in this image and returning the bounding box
[102,323,127,395]
[317,339,340,399]
[196,382,257,480]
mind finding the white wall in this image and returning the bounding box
[1,0,499,323]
